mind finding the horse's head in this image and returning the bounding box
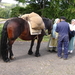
[42,17,53,34]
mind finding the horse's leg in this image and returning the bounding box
[7,40,15,60]
[35,36,43,57]
[28,39,35,55]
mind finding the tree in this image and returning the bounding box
[15,0,50,15]
[11,3,41,17]
[12,0,75,21]
[0,8,10,18]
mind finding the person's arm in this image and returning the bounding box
[52,24,56,38]
[56,24,59,33]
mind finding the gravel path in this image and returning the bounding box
[0,41,75,75]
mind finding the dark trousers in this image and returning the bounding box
[57,36,69,58]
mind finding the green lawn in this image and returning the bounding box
[0,24,3,37]
[0,24,50,42]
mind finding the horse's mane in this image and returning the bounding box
[42,17,53,32]
[42,17,51,20]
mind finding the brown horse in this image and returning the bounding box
[1,17,52,62]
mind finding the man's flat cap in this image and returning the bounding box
[60,16,66,20]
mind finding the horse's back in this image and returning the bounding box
[6,18,25,39]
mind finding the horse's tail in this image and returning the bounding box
[1,20,9,60]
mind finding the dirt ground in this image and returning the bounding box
[0,41,75,75]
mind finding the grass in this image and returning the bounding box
[0,24,3,37]
[43,35,50,42]
[0,23,50,42]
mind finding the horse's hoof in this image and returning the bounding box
[4,58,10,62]
[35,53,41,57]
[28,51,33,55]
[10,56,15,60]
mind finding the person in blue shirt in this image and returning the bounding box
[56,16,70,60]
[47,18,60,52]
[52,18,60,39]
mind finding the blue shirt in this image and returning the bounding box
[56,21,70,36]
[56,21,70,41]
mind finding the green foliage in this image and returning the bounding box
[0,24,3,37]
[11,3,41,17]
[0,2,16,18]
[0,2,16,8]
[11,6,22,17]
[23,3,41,15]
[11,0,75,22]
[16,0,25,3]
[0,8,10,18]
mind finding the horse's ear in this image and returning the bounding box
[51,18,54,24]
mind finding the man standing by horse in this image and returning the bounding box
[56,16,70,60]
